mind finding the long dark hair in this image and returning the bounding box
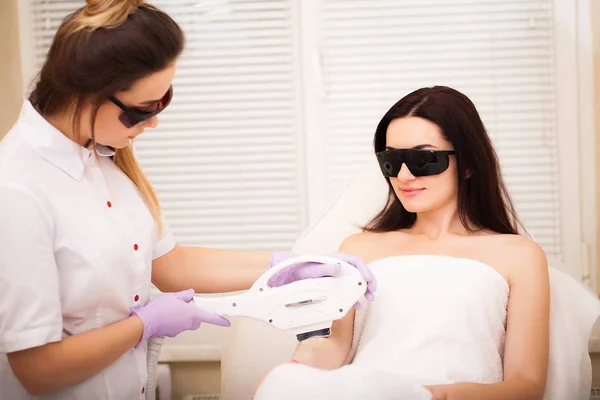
[364,86,520,235]
[29,0,184,229]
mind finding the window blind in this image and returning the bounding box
[316,0,562,257]
[26,0,569,259]
[29,0,305,251]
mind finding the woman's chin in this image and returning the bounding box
[398,198,432,214]
[404,205,430,214]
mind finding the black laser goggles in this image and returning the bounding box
[376,148,456,177]
[109,85,173,128]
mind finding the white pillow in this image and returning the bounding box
[293,157,388,254]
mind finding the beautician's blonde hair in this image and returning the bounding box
[29,0,185,232]
[72,0,143,31]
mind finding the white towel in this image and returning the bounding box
[344,256,600,400]
[252,362,433,400]
[348,255,508,385]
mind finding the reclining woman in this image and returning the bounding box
[252,85,550,400]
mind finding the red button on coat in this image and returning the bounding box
[133,244,139,251]
[134,294,139,302]
[106,201,112,208]
[141,387,145,394]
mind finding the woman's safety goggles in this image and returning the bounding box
[109,85,173,128]
[376,148,455,177]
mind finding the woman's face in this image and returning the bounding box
[385,116,458,214]
[86,63,177,149]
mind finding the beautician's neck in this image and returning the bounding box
[411,201,468,239]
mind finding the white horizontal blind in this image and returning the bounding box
[29,0,304,251]
[318,0,561,257]
[29,1,84,66]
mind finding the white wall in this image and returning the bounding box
[0,0,23,137]
[593,0,600,287]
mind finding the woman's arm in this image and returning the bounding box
[251,306,355,398]
[265,234,366,370]
[152,245,272,293]
[7,316,143,396]
[426,237,550,400]
[288,307,356,370]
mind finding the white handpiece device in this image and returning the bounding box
[193,255,367,340]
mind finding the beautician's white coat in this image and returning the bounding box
[0,101,176,399]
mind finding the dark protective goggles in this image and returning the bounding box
[376,148,456,177]
[109,85,173,128]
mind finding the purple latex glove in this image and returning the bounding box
[267,251,377,309]
[130,289,230,348]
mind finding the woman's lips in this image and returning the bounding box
[400,188,425,197]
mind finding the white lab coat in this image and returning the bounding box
[0,101,176,399]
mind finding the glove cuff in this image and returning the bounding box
[269,251,296,268]
[129,308,151,349]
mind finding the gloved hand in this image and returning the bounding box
[267,251,377,309]
[130,288,230,348]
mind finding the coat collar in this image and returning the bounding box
[19,100,116,181]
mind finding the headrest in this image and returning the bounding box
[294,158,388,254]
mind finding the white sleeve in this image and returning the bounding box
[152,213,176,260]
[0,184,62,353]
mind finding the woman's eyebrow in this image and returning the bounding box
[385,144,437,150]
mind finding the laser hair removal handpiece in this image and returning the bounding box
[192,255,368,341]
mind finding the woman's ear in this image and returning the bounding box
[464,169,472,179]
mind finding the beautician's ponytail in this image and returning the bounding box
[29,0,185,231]
[71,0,143,32]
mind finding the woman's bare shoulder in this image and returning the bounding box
[339,230,408,260]
[340,230,406,245]
[339,231,377,251]
[487,233,545,256]
[483,234,548,276]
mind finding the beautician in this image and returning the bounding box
[0,1,376,399]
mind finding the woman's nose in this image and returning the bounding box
[396,163,416,181]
